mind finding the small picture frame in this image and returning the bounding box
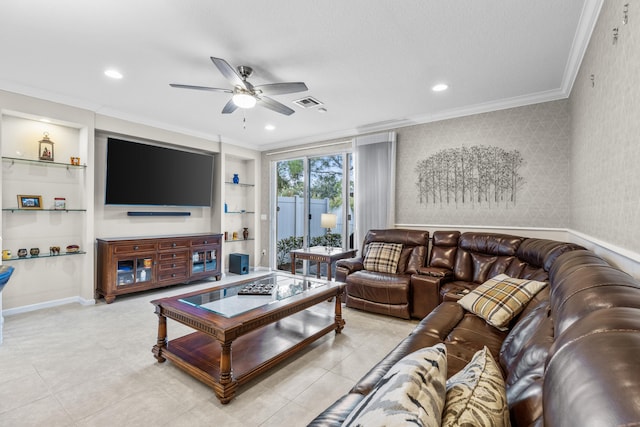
[39,139,54,161]
[17,195,43,210]
[54,197,66,210]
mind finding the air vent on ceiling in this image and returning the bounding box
[293,96,323,109]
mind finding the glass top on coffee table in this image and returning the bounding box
[179,272,331,318]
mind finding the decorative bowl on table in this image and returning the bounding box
[65,244,80,254]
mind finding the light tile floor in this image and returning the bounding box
[0,273,417,426]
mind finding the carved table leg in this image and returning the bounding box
[215,342,238,404]
[334,289,345,334]
[152,308,167,362]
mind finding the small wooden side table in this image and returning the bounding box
[290,246,357,281]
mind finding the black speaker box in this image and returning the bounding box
[229,253,249,275]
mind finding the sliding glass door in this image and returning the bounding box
[275,158,305,272]
[274,153,353,275]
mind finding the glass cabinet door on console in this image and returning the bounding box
[116,255,155,287]
[191,249,217,274]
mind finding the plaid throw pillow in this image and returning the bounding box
[458,274,547,330]
[363,242,403,274]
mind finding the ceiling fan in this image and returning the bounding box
[170,57,308,116]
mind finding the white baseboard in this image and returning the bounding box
[394,224,568,240]
[567,229,640,279]
[3,296,95,317]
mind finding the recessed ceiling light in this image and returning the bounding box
[318,107,328,113]
[265,124,276,131]
[104,69,123,79]
[432,83,448,92]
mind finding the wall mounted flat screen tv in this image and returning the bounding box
[105,137,214,207]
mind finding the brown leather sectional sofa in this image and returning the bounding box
[310,230,640,426]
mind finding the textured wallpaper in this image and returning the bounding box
[395,100,571,228]
[570,0,640,254]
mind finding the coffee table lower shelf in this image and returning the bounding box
[155,305,339,400]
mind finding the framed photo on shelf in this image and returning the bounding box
[17,195,43,209]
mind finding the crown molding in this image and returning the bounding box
[560,0,604,96]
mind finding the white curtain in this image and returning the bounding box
[353,131,396,251]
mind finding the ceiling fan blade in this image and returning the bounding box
[169,83,232,93]
[221,98,238,114]
[210,57,247,90]
[255,82,308,96]
[258,96,295,116]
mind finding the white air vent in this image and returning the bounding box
[293,97,323,109]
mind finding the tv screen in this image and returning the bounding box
[105,137,214,207]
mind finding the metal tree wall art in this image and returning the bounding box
[415,145,525,207]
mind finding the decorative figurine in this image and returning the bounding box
[243,227,249,240]
[232,174,240,184]
[17,248,27,258]
[38,132,54,161]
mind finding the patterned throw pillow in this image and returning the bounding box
[442,346,510,427]
[457,274,547,330]
[363,242,403,274]
[342,344,448,427]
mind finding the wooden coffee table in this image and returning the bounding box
[151,272,345,403]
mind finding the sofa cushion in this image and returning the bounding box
[458,274,547,330]
[442,346,510,427]
[343,344,448,427]
[363,242,403,273]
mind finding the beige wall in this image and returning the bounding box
[569,0,640,256]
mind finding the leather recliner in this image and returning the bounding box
[335,229,429,319]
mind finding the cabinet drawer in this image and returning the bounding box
[190,236,219,246]
[158,250,189,262]
[157,263,188,282]
[158,260,188,272]
[113,242,156,254]
[158,272,188,282]
[158,239,190,250]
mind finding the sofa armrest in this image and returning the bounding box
[410,273,449,319]
[416,266,454,279]
[335,257,364,282]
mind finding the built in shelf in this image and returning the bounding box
[3,208,86,213]
[225,239,255,243]
[2,156,87,169]
[225,211,255,214]
[4,251,86,261]
[224,181,255,187]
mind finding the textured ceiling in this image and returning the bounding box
[0,0,601,150]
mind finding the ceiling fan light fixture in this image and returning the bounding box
[232,92,257,109]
